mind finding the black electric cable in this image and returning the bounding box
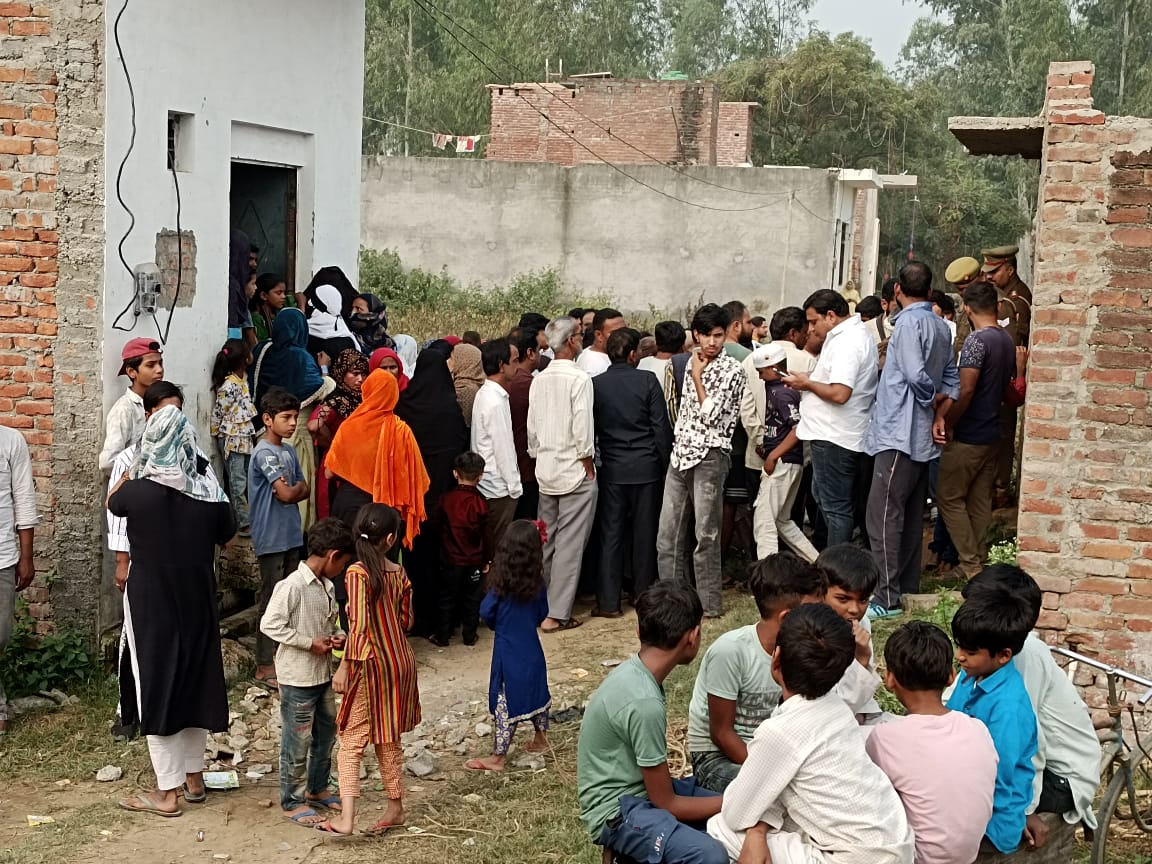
[110,0,141,332]
[159,164,182,344]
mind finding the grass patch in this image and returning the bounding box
[0,801,128,864]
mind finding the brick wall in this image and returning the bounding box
[486,79,720,166]
[1017,60,1152,690]
[716,102,755,167]
[0,0,105,635]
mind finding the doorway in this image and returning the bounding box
[229,162,298,292]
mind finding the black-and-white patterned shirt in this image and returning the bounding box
[670,353,746,471]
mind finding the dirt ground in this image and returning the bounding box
[0,598,646,864]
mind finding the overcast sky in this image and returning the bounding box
[809,0,929,67]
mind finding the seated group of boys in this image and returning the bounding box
[577,548,1102,864]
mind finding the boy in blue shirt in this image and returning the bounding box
[947,592,1038,854]
[249,387,310,688]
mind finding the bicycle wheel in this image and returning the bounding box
[1092,748,1152,864]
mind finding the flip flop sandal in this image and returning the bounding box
[465,758,505,772]
[252,676,279,691]
[541,618,582,633]
[285,808,326,827]
[312,819,355,838]
[118,794,182,818]
[306,794,342,812]
[365,820,404,835]
[182,783,206,804]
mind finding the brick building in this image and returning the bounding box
[953,60,1152,687]
[0,1,365,645]
[485,78,756,167]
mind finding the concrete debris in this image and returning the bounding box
[405,751,438,778]
[95,765,123,782]
[474,722,492,737]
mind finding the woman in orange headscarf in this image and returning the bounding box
[326,370,430,549]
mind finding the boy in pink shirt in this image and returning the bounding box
[866,621,999,864]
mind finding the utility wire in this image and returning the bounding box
[408,0,796,213]
[110,0,141,332]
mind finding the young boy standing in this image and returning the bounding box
[259,518,355,827]
[99,338,164,471]
[708,603,914,863]
[866,621,998,864]
[687,553,827,792]
[947,593,1038,854]
[250,388,310,688]
[816,544,884,720]
[749,345,818,563]
[433,452,492,647]
[578,582,727,864]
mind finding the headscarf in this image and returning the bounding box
[325,349,369,418]
[369,347,410,391]
[325,370,430,546]
[307,283,360,346]
[303,266,358,320]
[393,334,419,380]
[130,405,228,503]
[251,307,330,408]
[442,335,462,347]
[227,229,252,330]
[396,347,469,462]
[426,338,455,360]
[451,342,484,426]
[348,293,393,354]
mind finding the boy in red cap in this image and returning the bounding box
[99,338,164,471]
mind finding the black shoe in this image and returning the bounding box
[427,634,450,647]
[462,633,478,647]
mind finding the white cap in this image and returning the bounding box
[751,344,788,369]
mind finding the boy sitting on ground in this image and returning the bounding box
[947,591,1038,854]
[816,544,884,721]
[707,603,915,864]
[962,565,1100,844]
[866,621,998,864]
[578,582,727,864]
[686,553,828,792]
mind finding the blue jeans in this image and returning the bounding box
[221,449,250,529]
[809,440,862,547]
[690,750,742,793]
[279,682,337,811]
[598,777,727,864]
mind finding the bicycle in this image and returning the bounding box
[1050,646,1152,864]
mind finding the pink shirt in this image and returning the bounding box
[866,712,998,864]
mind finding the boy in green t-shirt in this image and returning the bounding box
[577,583,727,864]
[686,553,828,792]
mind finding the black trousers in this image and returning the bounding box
[436,563,484,643]
[515,481,540,520]
[597,480,661,613]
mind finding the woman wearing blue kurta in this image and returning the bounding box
[467,520,552,771]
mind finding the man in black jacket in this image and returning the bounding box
[592,328,673,616]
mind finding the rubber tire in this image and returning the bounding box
[1092,751,1152,864]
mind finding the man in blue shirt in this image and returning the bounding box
[947,589,1038,854]
[862,261,959,618]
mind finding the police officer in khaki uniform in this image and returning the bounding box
[981,245,1032,347]
[945,256,982,356]
[980,245,1032,504]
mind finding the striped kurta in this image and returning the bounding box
[336,563,421,743]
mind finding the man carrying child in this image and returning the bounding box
[687,553,827,792]
[707,603,914,863]
[259,518,355,826]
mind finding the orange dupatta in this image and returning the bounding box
[324,369,431,546]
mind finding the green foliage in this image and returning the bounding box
[987,539,1020,566]
[0,599,95,699]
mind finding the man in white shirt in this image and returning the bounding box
[0,423,39,735]
[785,290,878,547]
[707,604,914,864]
[471,337,523,545]
[99,337,165,471]
[638,321,687,426]
[576,307,625,378]
[527,317,597,632]
[656,304,746,618]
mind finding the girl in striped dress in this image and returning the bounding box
[319,503,420,836]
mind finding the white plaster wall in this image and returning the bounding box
[102,0,365,433]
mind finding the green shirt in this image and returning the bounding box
[686,624,781,753]
[724,342,752,362]
[577,654,668,839]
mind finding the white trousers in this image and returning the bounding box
[147,727,208,791]
[753,461,818,563]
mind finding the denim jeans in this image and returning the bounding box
[808,440,863,548]
[223,451,250,529]
[0,565,14,722]
[279,682,337,810]
[598,777,727,864]
[690,749,742,793]
[657,449,730,617]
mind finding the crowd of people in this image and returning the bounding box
[61,240,1085,854]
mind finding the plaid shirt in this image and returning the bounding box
[258,561,341,687]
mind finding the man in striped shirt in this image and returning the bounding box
[527,316,597,633]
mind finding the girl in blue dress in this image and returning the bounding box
[466,520,551,771]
